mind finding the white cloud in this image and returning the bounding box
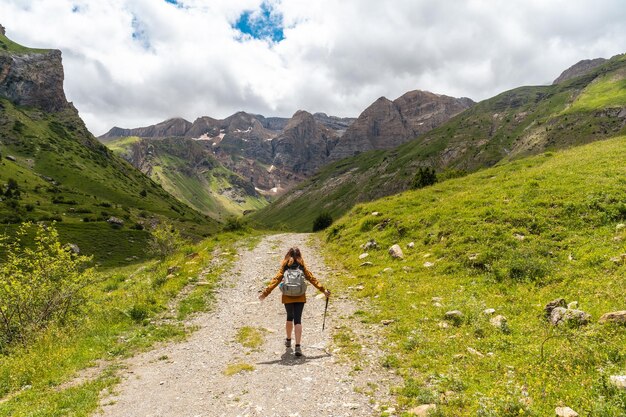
[1,0,625,135]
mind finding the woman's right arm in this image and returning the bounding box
[259,262,285,300]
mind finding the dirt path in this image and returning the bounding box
[99,233,384,417]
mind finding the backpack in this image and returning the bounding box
[279,264,307,296]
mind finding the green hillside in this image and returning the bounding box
[0,99,218,266]
[323,136,626,416]
[253,54,626,231]
[106,136,268,220]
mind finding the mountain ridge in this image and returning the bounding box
[252,53,626,231]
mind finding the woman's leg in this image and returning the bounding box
[284,303,294,341]
[293,302,305,345]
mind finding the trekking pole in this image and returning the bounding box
[322,295,329,331]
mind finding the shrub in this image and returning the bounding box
[223,216,246,232]
[312,212,333,232]
[411,167,438,189]
[0,222,95,348]
[148,221,184,257]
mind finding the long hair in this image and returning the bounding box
[283,247,305,268]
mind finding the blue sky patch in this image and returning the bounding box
[234,2,284,43]
[131,16,151,50]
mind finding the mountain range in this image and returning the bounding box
[252,53,626,230]
[100,90,473,217]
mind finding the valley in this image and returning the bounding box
[1,18,626,417]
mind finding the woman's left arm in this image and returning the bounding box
[303,266,330,296]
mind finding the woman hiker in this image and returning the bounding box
[258,247,331,356]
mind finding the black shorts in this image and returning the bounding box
[284,302,305,325]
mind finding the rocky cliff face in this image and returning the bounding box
[329,90,474,160]
[553,58,607,84]
[271,110,339,175]
[0,49,71,113]
[0,28,71,113]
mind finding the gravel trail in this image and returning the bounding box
[99,233,380,417]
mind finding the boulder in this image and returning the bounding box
[107,216,125,227]
[362,239,378,250]
[359,253,369,259]
[6,155,16,162]
[407,241,415,248]
[444,310,464,325]
[64,243,80,254]
[609,375,626,390]
[388,244,404,259]
[489,315,508,330]
[423,261,434,268]
[555,406,579,417]
[467,347,484,357]
[545,298,567,319]
[550,307,591,327]
[483,308,496,315]
[408,404,437,416]
[599,311,626,325]
[359,262,373,267]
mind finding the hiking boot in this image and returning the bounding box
[285,338,292,348]
[295,345,302,357]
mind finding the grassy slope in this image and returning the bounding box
[0,100,218,266]
[106,136,268,220]
[0,33,47,54]
[323,136,626,416]
[254,54,626,231]
[0,230,256,416]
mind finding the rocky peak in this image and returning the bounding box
[0,28,71,113]
[284,110,315,130]
[100,117,192,139]
[271,110,339,175]
[553,58,607,84]
[329,90,474,161]
[0,25,5,36]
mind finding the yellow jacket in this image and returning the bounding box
[261,260,326,304]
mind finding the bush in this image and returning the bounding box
[312,212,333,232]
[148,221,184,257]
[0,222,95,348]
[223,216,246,232]
[411,167,438,189]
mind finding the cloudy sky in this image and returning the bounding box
[2,0,625,135]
